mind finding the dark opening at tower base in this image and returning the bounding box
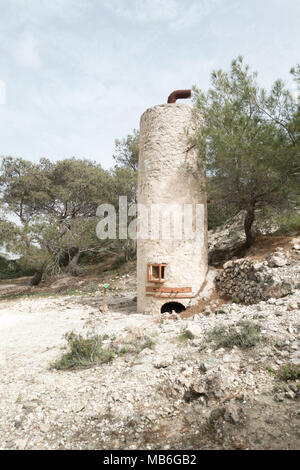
[161,302,186,314]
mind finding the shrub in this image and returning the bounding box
[207,320,262,349]
[51,332,156,370]
[277,364,300,381]
[0,255,35,280]
[178,327,190,343]
[137,335,156,351]
[275,213,300,236]
[118,335,156,355]
[51,332,115,370]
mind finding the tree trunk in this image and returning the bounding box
[244,206,255,248]
[123,240,136,262]
[67,248,81,275]
[30,267,44,286]
[69,248,80,267]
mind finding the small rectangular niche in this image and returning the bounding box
[147,263,167,283]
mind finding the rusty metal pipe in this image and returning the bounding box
[167,89,191,103]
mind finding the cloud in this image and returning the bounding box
[0,80,6,105]
[13,32,41,69]
[103,0,224,30]
[104,0,180,22]
[0,0,298,170]
[169,0,224,31]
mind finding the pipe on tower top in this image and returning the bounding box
[167,89,191,103]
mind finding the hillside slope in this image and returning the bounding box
[0,236,299,449]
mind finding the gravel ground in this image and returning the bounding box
[0,272,299,449]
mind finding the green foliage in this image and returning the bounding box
[274,212,300,235]
[0,157,51,222]
[2,289,83,300]
[51,330,156,370]
[178,327,190,343]
[207,192,236,229]
[51,332,115,370]
[265,365,277,376]
[232,295,241,304]
[0,157,113,273]
[193,57,300,244]
[113,129,139,171]
[277,364,300,382]
[110,132,139,262]
[110,166,137,205]
[117,335,156,355]
[138,335,156,351]
[0,255,35,280]
[0,255,15,279]
[207,320,262,349]
[0,153,139,281]
[0,218,16,244]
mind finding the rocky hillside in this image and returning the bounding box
[0,234,299,449]
[216,241,300,304]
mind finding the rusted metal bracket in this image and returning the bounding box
[146,293,195,298]
[146,286,192,294]
[167,89,191,103]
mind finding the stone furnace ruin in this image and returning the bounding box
[137,90,207,314]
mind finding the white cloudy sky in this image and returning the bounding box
[0,0,299,168]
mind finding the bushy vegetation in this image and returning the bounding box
[0,58,299,284]
[0,150,137,284]
[207,320,263,349]
[207,195,236,230]
[137,335,156,351]
[51,331,156,370]
[51,332,115,370]
[193,57,299,245]
[178,327,191,343]
[118,335,156,355]
[0,255,35,280]
[275,213,300,236]
[277,364,300,382]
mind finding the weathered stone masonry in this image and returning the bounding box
[137,103,207,314]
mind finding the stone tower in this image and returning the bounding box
[137,94,207,315]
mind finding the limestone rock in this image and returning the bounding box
[215,257,294,304]
[287,301,299,311]
[185,322,202,339]
[154,355,173,369]
[267,252,288,268]
[224,400,244,424]
[200,358,218,372]
[40,423,50,433]
[205,372,229,398]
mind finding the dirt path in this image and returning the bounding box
[0,296,94,369]
[0,294,156,449]
[0,284,299,450]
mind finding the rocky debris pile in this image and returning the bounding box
[215,248,300,304]
[0,288,300,450]
[208,211,279,253]
[0,241,300,450]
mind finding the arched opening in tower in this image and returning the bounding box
[161,302,186,314]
